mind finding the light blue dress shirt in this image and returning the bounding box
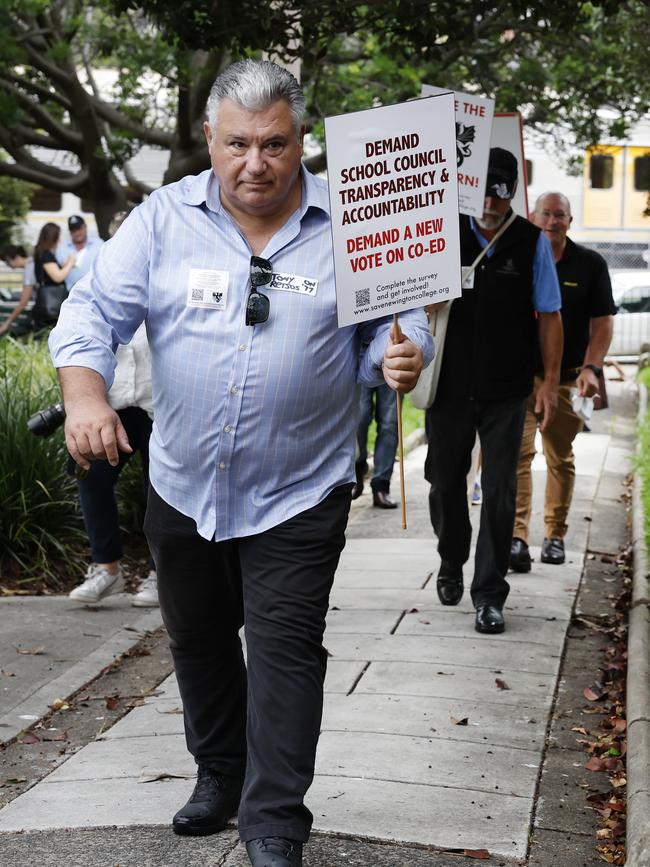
[50,168,433,541]
[56,236,104,289]
[469,215,561,312]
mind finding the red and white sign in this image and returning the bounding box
[421,85,494,218]
[324,94,462,327]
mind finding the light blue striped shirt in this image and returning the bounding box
[50,168,433,541]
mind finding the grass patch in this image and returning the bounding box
[0,336,148,590]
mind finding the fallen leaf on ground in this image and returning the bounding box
[586,756,607,771]
[495,678,510,690]
[41,730,67,742]
[1,777,27,786]
[49,699,69,711]
[450,716,469,726]
[1,670,15,677]
[584,685,607,701]
[16,646,46,655]
[105,696,120,710]
[20,732,41,744]
[156,707,183,715]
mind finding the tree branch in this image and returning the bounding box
[123,162,155,196]
[91,98,174,148]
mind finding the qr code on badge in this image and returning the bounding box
[191,288,204,301]
[355,288,370,308]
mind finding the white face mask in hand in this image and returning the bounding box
[570,388,595,422]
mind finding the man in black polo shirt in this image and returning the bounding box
[425,148,563,635]
[510,192,616,572]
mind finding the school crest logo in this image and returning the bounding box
[456,123,476,167]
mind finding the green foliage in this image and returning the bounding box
[0,335,150,587]
[0,155,33,248]
[0,336,87,587]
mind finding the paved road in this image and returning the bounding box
[0,372,638,865]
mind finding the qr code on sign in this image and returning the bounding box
[355,288,370,308]
[191,288,204,301]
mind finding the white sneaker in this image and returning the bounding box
[69,564,125,603]
[132,571,159,608]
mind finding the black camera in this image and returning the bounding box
[27,402,66,437]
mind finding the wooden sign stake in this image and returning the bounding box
[393,313,407,530]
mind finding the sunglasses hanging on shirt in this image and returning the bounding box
[246,256,273,326]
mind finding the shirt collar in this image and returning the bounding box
[179,165,330,219]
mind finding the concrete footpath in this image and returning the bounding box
[0,373,639,866]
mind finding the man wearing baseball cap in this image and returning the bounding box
[424,147,563,635]
[58,214,104,289]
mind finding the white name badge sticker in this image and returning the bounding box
[270,272,318,296]
[187,269,229,309]
[461,266,475,289]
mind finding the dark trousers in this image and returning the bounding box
[424,395,528,608]
[356,384,398,492]
[143,483,352,843]
[77,406,153,563]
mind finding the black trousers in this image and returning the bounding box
[143,483,352,843]
[77,406,153,564]
[424,395,528,609]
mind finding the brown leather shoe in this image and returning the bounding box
[372,491,398,509]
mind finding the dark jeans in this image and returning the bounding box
[424,395,528,609]
[356,384,398,492]
[77,406,153,564]
[143,483,352,844]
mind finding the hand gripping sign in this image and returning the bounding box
[324,93,461,329]
[325,94,461,527]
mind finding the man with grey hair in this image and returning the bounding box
[511,191,615,572]
[49,59,432,867]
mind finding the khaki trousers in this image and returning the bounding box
[514,379,584,544]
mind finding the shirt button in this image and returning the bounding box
[230,385,238,395]
[219,462,226,470]
[239,344,247,351]
[223,425,231,433]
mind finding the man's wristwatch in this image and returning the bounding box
[582,363,603,377]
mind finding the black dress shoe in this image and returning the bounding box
[372,490,398,509]
[172,766,242,836]
[351,462,367,500]
[246,837,303,866]
[541,537,565,564]
[510,537,532,573]
[475,605,505,634]
[436,561,463,606]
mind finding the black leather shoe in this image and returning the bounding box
[541,537,565,564]
[372,490,398,509]
[436,561,463,606]
[475,605,505,634]
[351,462,366,500]
[510,537,532,573]
[246,837,303,866]
[172,766,242,836]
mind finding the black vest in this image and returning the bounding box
[436,213,540,403]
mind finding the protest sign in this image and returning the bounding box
[324,94,461,328]
[421,85,494,218]
[491,112,529,217]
